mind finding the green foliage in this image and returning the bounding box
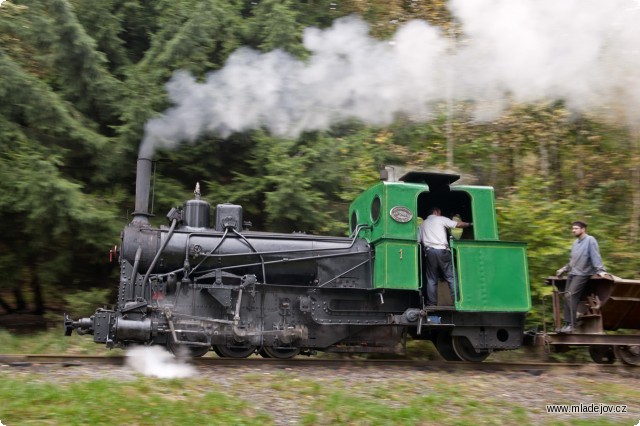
[140,0,243,75]
[195,127,385,235]
[0,135,122,301]
[0,0,638,323]
[45,0,124,127]
[63,288,112,318]
[69,0,131,75]
[246,0,306,56]
[114,0,161,62]
[117,0,244,152]
[496,176,576,324]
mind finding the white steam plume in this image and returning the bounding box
[126,345,196,378]
[140,0,640,157]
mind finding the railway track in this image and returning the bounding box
[1,354,638,376]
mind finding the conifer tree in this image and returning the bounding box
[247,0,305,56]
[70,0,131,75]
[45,0,124,130]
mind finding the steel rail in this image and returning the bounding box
[1,354,638,375]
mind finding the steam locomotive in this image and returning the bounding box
[65,159,531,361]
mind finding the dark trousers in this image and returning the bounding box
[425,248,455,306]
[563,274,591,325]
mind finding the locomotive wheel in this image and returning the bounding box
[588,345,615,364]
[167,339,210,358]
[451,336,490,363]
[261,346,300,359]
[258,348,272,358]
[613,345,640,366]
[215,344,256,358]
[434,331,462,361]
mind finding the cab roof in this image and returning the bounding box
[399,171,460,187]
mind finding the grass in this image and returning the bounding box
[0,370,635,426]
[0,327,114,355]
[0,378,270,425]
[298,385,530,426]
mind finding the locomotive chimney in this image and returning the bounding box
[133,157,152,224]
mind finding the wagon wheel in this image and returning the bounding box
[588,345,615,364]
[434,331,462,361]
[214,344,256,358]
[261,346,300,359]
[613,345,640,366]
[451,336,490,363]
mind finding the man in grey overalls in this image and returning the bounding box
[556,221,607,333]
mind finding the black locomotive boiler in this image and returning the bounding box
[65,158,531,361]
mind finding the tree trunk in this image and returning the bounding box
[508,139,519,188]
[538,139,549,177]
[490,137,498,188]
[13,284,26,312]
[30,264,45,315]
[549,137,563,199]
[0,294,14,313]
[573,119,585,212]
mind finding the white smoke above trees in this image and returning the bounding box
[139,0,640,158]
[450,0,640,118]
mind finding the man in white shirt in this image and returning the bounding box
[418,207,472,306]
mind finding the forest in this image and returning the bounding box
[1,0,639,323]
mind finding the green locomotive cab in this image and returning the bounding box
[349,171,530,313]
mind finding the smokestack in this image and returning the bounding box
[133,158,152,224]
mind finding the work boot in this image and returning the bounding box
[558,324,573,334]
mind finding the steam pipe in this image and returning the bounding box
[142,218,178,294]
[133,157,152,224]
[128,246,143,301]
